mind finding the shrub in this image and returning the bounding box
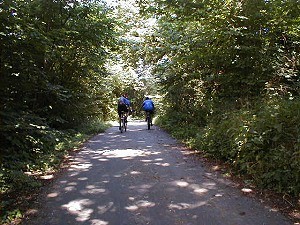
[195,98,300,196]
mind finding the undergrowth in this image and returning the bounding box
[0,119,110,224]
[157,97,300,198]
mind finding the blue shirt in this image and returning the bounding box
[142,99,154,111]
[119,96,130,106]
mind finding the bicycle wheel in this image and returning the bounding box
[124,116,127,132]
[147,113,151,130]
[120,117,124,133]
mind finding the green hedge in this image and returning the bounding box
[159,98,300,197]
[0,119,110,224]
[197,98,300,196]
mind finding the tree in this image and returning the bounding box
[0,0,117,193]
[135,0,300,196]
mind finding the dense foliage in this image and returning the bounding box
[0,0,119,221]
[1,0,299,222]
[0,0,159,221]
[137,0,300,197]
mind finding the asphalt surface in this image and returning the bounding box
[21,120,293,225]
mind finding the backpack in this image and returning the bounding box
[143,100,154,111]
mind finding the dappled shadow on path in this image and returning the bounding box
[22,122,292,225]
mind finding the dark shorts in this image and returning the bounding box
[145,109,154,114]
[118,104,128,117]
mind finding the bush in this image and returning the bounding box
[156,111,203,142]
[157,96,300,197]
[0,118,110,224]
[195,98,300,196]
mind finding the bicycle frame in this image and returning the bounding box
[146,111,151,130]
[120,111,127,133]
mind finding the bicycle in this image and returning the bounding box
[120,111,127,133]
[145,111,152,130]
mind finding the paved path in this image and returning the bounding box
[22,121,293,225]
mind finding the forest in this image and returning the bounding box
[1,0,299,223]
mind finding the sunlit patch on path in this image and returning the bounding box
[22,121,293,225]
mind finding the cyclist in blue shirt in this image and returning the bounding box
[142,97,155,126]
[118,93,131,130]
[119,93,131,107]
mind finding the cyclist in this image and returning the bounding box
[142,97,155,126]
[117,93,131,130]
